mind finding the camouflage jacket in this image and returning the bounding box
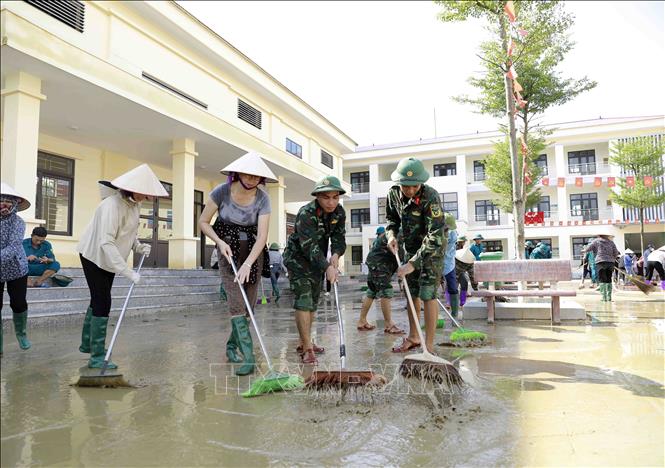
[365,233,398,275]
[385,184,446,269]
[283,200,346,275]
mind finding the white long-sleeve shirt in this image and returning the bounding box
[77,192,140,278]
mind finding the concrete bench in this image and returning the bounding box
[468,259,576,324]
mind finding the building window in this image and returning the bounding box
[36,152,75,235]
[528,195,551,216]
[378,197,387,224]
[351,246,363,265]
[535,154,548,176]
[475,200,500,225]
[433,163,456,177]
[350,171,370,193]
[570,193,599,221]
[473,161,486,181]
[484,240,503,252]
[568,150,596,175]
[572,236,595,260]
[440,192,459,219]
[350,208,370,229]
[286,138,302,158]
[321,150,334,169]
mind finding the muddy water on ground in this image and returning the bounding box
[1,286,663,466]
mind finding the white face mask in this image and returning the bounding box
[0,197,19,217]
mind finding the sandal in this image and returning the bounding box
[357,322,376,331]
[296,343,325,354]
[301,349,318,365]
[391,337,420,353]
[384,324,405,335]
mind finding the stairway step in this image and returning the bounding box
[4,283,217,301]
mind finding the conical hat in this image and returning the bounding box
[0,182,31,211]
[455,246,476,264]
[102,164,169,197]
[624,248,634,254]
[220,152,278,183]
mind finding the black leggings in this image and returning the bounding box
[0,275,28,314]
[646,261,665,281]
[80,254,116,317]
[597,262,614,284]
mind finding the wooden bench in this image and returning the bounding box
[468,259,576,324]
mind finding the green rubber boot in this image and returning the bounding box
[231,316,255,376]
[450,294,460,319]
[606,283,613,302]
[599,283,608,302]
[226,328,242,363]
[79,307,93,353]
[272,285,281,303]
[1,323,3,357]
[219,283,227,302]
[13,312,31,350]
[88,316,117,369]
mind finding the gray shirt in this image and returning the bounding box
[210,183,271,239]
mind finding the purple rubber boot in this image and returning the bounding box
[661,280,665,291]
[460,289,467,307]
[445,290,451,307]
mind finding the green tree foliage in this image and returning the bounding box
[609,137,665,254]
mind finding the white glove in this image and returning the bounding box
[121,269,141,284]
[136,243,151,257]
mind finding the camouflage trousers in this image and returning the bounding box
[288,272,323,312]
[404,254,443,301]
[366,270,395,299]
[455,259,478,291]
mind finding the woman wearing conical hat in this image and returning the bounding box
[77,164,168,369]
[198,152,277,376]
[0,182,33,356]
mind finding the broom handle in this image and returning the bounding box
[229,256,274,372]
[333,281,346,369]
[436,298,462,329]
[394,251,434,358]
[101,253,145,375]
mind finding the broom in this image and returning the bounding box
[225,257,303,397]
[257,278,270,305]
[305,281,387,392]
[396,252,463,389]
[614,267,659,295]
[436,298,487,347]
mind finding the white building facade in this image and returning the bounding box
[341,116,665,274]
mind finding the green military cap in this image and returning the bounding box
[458,235,467,241]
[390,157,429,186]
[269,243,280,250]
[311,175,346,196]
[444,212,457,230]
[473,233,484,240]
[525,240,534,247]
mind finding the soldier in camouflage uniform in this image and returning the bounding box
[356,226,404,335]
[283,176,346,365]
[385,157,454,354]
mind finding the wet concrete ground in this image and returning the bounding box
[1,283,664,466]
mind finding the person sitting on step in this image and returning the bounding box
[23,226,61,287]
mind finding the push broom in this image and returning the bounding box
[436,298,487,347]
[227,257,303,397]
[76,254,146,388]
[614,267,659,295]
[395,252,463,389]
[305,281,387,392]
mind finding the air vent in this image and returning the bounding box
[321,150,333,169]
[238,99,262,129]
[25,0,85,33]
[142,72,208,109]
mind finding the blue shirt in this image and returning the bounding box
[470,242,484,261]
[443,230,458,275]
[23,238,56,263]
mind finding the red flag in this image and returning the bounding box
[525,212,544,225]
[506,65,518,80]
[518,29,528,37]
[558,177,566,188]
[594,177,602,187]
[607,177,615,187]
[542,177,550,186]
[644,176,653,187]
[575,177,583,187]
[507,39,515,57]
[504,1,516,22]
[513,79,523,93]
[626,176,635,187]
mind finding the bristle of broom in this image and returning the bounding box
[75,375,132,388]
[399,358,463,389]
[305,371,387,391]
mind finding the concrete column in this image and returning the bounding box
[369,164,379,224]
[168,138,198,269]
[267,176,287,248]
[607,139,625,220]
[1,71,46,234]
[558,233,572,260]
[456,154,469,224]
[554,144,569,222]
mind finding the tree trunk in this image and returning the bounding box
[639,206,645,256]
[499,15,525,259]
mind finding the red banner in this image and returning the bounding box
[504,1,516,22]
[542,177,550,186]
[626,176,635,187]
[575,177,583,187]
[607,177,616,187]
[644,176,653,187]
[594,177,602,187]
[558,177,566,188]
[525,211,544,225]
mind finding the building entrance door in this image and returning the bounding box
[135,182,173,268]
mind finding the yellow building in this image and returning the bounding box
[1,1,354,269]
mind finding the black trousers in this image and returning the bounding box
[646,261,665,281]
[80,254,116,317]
[597,262,614,284]
[0,275,28,314]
